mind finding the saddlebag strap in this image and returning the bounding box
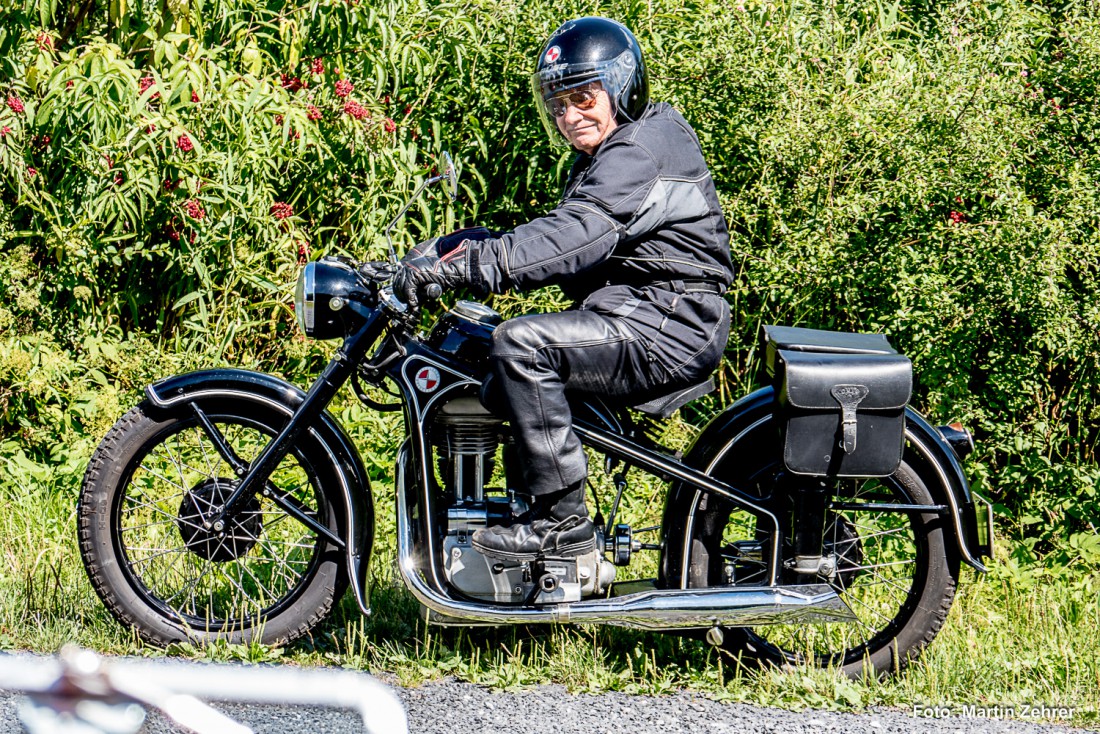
[830,384,870,454]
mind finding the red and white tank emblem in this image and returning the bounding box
[544,46,561,64]
[415,366,441,393]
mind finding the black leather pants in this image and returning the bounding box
[489,292,729,496]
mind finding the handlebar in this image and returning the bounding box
[0,646,408,734]
[356,259,443,313]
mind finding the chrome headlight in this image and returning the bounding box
[293,259,369,340]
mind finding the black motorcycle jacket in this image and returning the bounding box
[470,102,733,301]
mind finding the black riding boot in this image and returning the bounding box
[471,482,596,560]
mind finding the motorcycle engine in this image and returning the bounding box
[431,397,615,604]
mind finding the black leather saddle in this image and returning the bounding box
[480,374,715,421]
[627,378,715,419]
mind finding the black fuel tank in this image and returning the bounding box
[426,301,502,366]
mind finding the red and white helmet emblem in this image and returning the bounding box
[545,45,561,64]
[415,366,441,393]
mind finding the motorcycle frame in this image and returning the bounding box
[380,323,808,592]
[178,307,984,617]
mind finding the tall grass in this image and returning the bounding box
[1,468,1095,727]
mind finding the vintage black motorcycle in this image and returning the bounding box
[79,158,993,677]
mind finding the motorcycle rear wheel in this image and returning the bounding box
[79,401,346,646]
[686,427,960,678]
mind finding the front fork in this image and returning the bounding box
[205,321,382,531]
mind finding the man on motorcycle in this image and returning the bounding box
[395,16,734,561]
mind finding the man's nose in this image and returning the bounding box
[562,103,585,125]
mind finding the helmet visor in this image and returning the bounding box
[531,50,637,147]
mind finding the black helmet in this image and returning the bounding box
[531,17,649,146]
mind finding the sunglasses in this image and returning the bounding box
[546,87,602,118]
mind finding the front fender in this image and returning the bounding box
[659,387,987,587]
[145,369,375,614]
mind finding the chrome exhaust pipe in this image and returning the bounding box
[395,447,855,631]
[419,583,856,630]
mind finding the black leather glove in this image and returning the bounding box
[393,238,479,310]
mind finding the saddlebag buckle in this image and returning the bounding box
[765,326,912,478]
[830,384,870,454]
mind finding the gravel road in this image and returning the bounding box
[2,677,1094,734]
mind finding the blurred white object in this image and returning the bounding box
[0,645,408,734]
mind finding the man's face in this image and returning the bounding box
[550,82,618,155]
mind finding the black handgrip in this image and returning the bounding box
[424,283,443,300]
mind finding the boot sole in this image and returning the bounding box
[471,535,597,562]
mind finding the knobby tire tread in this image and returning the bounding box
[78,404,342,648]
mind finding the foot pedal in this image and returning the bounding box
[529,559,581,604]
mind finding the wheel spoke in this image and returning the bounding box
[836,558,915,574]
[128,544,189,569]
[95,416,332,638]
[122,496,203,532]
[135,461,188,492]
[703,464,940,669]
[119,518,177,534]
[164,562,214,609]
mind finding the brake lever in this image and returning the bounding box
[378,286,409,314]
[357,261,398,280]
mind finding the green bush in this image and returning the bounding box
[1,0,1098,569]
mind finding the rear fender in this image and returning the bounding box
[659,387,987,588]
[144,369,375,614]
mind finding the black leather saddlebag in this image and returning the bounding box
[764,325,912,477]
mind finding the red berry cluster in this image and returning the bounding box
[0,126,10,137]
[138,76,159,99]
[36,33,53,50]
[271,202,294,220]
[948,211,966,224]
[184,199,205,220]
[334,80,353,98]
[7,95,24,114]
[191,90,200,103]
[281,74,306,92]
[311,58,324,75]
[343,100,369,120]
[177,134,193,152]
[26,166,37,178]
[297,241,310,264]
[384,117,396,133]
[307,104,323,121]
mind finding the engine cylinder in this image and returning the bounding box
[432,397,503,502]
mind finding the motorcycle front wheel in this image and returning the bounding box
[685,421,960,678]
[79,400,346,646]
